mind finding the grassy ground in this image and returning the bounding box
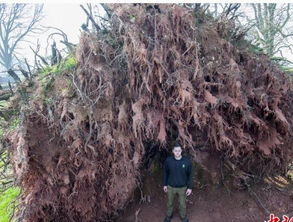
[0,152,20,222]
[0,121,20,222]
[0,99,20,222]
[0,186,20,222]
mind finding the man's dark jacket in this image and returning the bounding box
[163,155,193,189]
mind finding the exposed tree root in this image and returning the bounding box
[3,4,293,221]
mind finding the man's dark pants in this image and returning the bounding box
[166,185,187,219]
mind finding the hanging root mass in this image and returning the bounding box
[4,4,293,222]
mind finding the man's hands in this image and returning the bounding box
[164,186,192,196]
[186,188,192,196]
[163,186,168,193]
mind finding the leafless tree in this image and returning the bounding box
[247,4,293,59]
[0,3,44,81]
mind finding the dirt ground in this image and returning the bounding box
[118,169,293,222]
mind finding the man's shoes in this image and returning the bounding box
[181,217,189,222]
[164,216,172,222]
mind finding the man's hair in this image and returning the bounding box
[173,141,181,149]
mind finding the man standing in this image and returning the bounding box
[163,142,193,222]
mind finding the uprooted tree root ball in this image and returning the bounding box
[4,4,293,222]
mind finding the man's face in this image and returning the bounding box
[173,146,182,158]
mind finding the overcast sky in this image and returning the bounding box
[42,4,86,44]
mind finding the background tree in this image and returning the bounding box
[246,3,293,64]
[0,4,43,81]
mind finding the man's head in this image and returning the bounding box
[172,142,182,159]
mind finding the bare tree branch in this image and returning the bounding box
[224,4,241,19]
[80,4,100,33]
[29,43,48,66]
[247,3,293,61]
[0,3,44,72]
[100,3,112,19]
[43,26,76,53]
[7,69,21,82]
